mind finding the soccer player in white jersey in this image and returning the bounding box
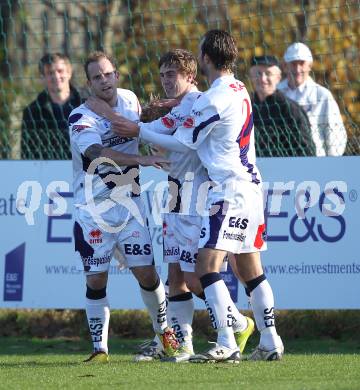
[137,49,207,361]
[112,31,284,362]
[86,49,255,362]
[68,51,178,363]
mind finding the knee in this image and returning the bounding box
[194,262,204,279]
[184,273,203,296]
[234,252,263,283]
[132,265,158,289]
[86,272,108,290]
[168,263,185,287]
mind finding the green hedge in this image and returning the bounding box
[1,309,359,341]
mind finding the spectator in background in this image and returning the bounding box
[278,43,347,156]
[249,55,316,157]
[21,53,82,159]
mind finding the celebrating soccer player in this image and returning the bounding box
[68,51,178,363]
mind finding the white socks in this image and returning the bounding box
[168,292,194,349]
[217,327,237,349]
[85,296,110,354]
[229,301,249,333]
[203,277,237,349]
[140,278,167,333]
[249,278,279,348]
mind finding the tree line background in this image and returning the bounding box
[0,0,358,158]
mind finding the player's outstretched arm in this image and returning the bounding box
[112,117,140,137]
[84,144,169,169]
[139,127,189,153]
[85,96,140,137]
[137,155,170,169]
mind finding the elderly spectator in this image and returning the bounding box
[21,53,82,159]
[250,55,315,157]
[277,43,347,156]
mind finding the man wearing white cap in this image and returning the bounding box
[278,42,347,156]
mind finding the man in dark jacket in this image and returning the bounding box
[21,53,82,159]
[249,55,315,157]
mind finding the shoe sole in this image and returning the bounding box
[266,352,283,361]
[190,352,240,364]
[134,356,157,362]
[161,354,192,363]
[189,357,240,364]
[247,349,284,361]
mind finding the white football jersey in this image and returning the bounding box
[140,87,209,215]
[174,75,262,200]
[69,88,141,205]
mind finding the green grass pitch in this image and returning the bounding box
[1,337,359,390]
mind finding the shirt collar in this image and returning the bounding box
[287,76,316,93]
[189,85,200,93]
[211,74,236,88]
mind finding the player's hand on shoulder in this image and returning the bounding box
[86,96,115,121]
[152,98,180,109]
[138,155,170,169]
[140,97,178,123]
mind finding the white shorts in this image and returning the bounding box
[199,181,267,254]
[73,197,154,273]
[163,213,227,272]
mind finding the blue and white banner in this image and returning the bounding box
[0,157,359,309]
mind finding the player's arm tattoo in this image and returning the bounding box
[84,144,104,161]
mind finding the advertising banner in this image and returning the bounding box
[0,157,359,309]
